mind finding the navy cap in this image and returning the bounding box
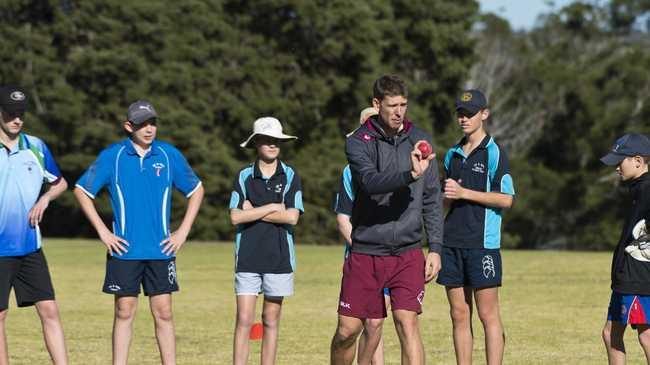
[600,133,650,166]
[455,89,487,115]
[0,86,28,116]
[127,100,157,125]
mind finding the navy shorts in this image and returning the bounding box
[437,246,502,288]
[0,249,55,310]
[103,255,179,296]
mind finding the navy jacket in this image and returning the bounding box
[611,172,650,295]
[345,116,443,256]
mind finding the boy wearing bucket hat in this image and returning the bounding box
[437,89,515,365]
[0,86,69,364]
[74,100,204,364]
[229,117,303,365]
[600,133,650,364]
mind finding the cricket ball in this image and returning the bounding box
[418,141,432,158]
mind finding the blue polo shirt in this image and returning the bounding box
[334,165,354,256]
[443,135,515,249]
[0,133,62,256]
[229,160,303,274]
[76,138,201,260]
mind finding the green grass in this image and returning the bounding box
[4,240,646,364]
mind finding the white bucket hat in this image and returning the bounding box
[240,117,298,148]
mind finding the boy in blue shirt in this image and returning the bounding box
[437,90,515,365]
[74,100,204,365]
[229,117,303,365]
[0,86,69,364]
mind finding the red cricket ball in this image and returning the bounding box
[418,141,432,158]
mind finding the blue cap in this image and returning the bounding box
[455,89,487,115]
[600,133,650,166]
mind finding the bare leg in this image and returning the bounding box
[446,287,473,365]
[602,320,626,365]
[113,296,138,365]
[392,309,424,365]
[474,287,504,365]
[149,294,175,365]
[359,327,385,365]
[233,295,257,365]
[261,296,283,365]
[34,300,68,365]
[330,315,364,365]
[0,310,8,365]
[357,318,384,365]
[636,324,650,364]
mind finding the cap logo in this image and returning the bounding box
[10,91,25,101]
[614,144,620,152]
[260,122,272,131]
[461,92,472,102]
[139,105,153,112]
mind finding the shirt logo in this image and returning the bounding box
[152,162,165,177]
[10,91,25,101]
[482,255,496,278]
[472,162,485,174]
[23,160,37,172]
[274,183,283,193]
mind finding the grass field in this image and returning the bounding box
[4,239,646,364]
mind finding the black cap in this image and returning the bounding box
[600,133,650,166]
[0,86,28,116]
[127,100,158,124]
[455,89,487,115]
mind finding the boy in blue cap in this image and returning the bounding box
[600,133,650,364]
[229,116,303,365]
[74,100,204,365]
[0,86,69,364]
[437,89,515,365]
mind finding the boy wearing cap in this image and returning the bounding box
[229,117,303,365]
[0,86,69,364]
[437,89,515,365]
[600,133,650,364]
[74,100,204,365]
[331,75,443,365]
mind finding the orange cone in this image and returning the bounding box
[249,322,264,340]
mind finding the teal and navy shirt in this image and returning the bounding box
[76,139,201,260]
[229,160,303,273]
[443,135,515,249]
[334,165,354,257]
[0,133,62,256]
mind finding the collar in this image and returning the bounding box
[365,116,413,140]
[1,133,29,154]
[629,172,650,193]
[253,159,284,179]
[122,138,159,157]
[451,134,492,158]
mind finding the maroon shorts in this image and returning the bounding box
[338,248,425,319]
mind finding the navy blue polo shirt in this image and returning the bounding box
[76,139,202,260]
[443,135,515,249]
[229,160,304,274]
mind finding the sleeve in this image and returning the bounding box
[283,168,304,213]
[489,146,515,195]
[37,141,62,183]
[75,149,113,199]
[443,149,454,179]
[334,165,354,216]
[345,135,414,195]
[229,172,245,210]
[170,148,202,198]
[422,148,444,253]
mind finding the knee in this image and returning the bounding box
[152,307,173,323]
[394,314,418,334]
[115,302,137,322]
[261,311,279,330]
[477,307,500,326]
[333,324,361,347]
[602,326,612,345]
[36,301,60,322]
[236,311,255,329]
[638,329,650,347]
[364,318,384,333]
[450,305,471,325]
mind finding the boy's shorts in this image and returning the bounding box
[338,248,425,319]
[437,246,502,288]
[235,272,294,297]
[0,249,55,310]
[103,255,179,296]
[607,291,650,328]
